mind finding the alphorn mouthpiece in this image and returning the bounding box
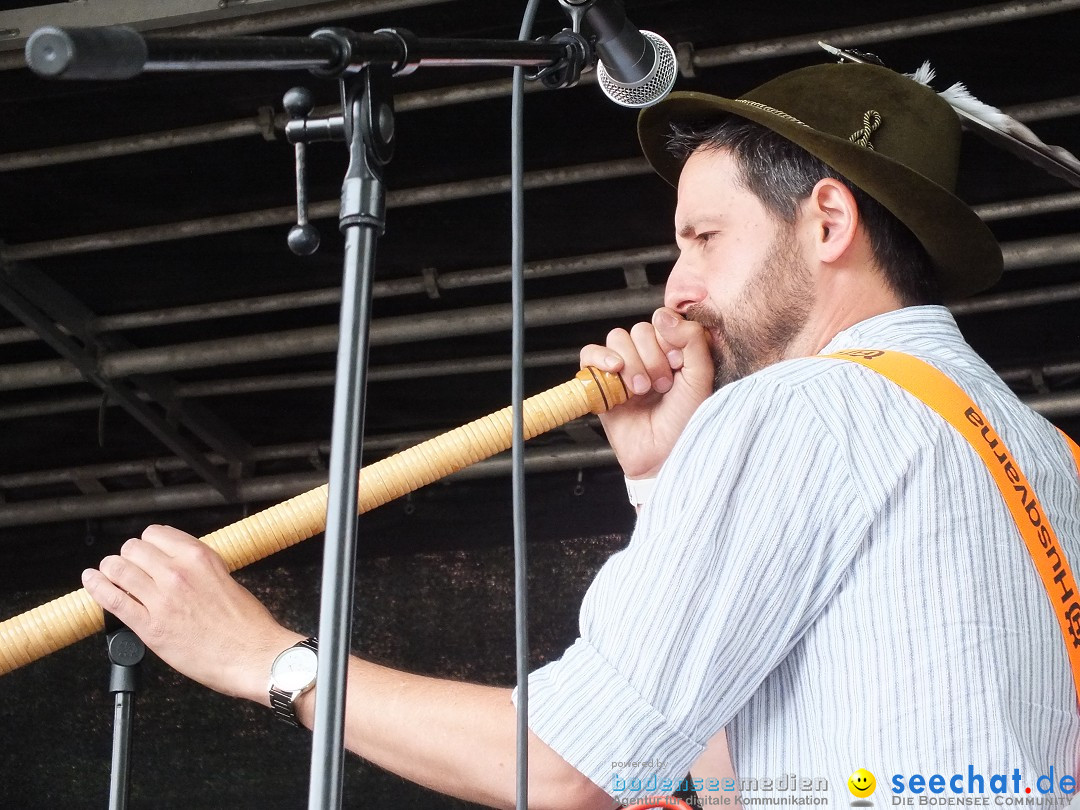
[575,366,630,414]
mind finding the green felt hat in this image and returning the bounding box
[638,62,1003,299]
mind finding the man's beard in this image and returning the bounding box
[686,229,814,390]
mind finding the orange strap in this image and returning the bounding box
[826,349,1080,704]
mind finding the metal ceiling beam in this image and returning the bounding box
[0,415,604,492]
[0,433,419,491]
[1006,96,1080,123]
[7,88,1070,176]
[951,279,1080,315]
[0,158,651,261]
[999,359,1080,386]
[1,203,1077,347]
[0,81,539,172]
[3,376,1080,528]
[0,243,673,346]
[1026,391,1080,419]
[8,336,1080,488]
[692,0,1080,68]
[2,290,1078,420]
[0,444,617,529]
[0,111,284,172]
[6,88,1076,176]
[1000,234,1080,269]
[0,285,665,391]
[974,190,1080,221]
[0,349,584,421]
[4,3,1080,171]
[0,263,250,498]
[3,289,1080,419]
[3,157,1080,262]
[0,227,1079,393]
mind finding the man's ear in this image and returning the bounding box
[803,178,860,264]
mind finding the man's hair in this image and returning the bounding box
[667,117,941,306]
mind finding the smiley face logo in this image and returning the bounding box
[848,769,876,798]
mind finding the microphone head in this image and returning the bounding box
[596,31,676,108]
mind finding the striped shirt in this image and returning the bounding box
[523,305,1080,805]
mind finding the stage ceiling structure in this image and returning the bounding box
[0,0,1078,590]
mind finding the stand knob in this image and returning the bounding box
[283,86,314,119]
[284,87,321,256]
[288,223,321,255]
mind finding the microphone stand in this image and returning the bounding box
[25,23,592,810]
[306,56,391,809]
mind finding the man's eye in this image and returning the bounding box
[699,232,716,244]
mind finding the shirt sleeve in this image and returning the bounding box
[519,372,874,802]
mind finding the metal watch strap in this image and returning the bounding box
[269,636,318,727]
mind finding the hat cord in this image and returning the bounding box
[848,109,882,149]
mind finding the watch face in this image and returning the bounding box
[271,646,318,692]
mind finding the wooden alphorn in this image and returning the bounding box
[0,367,629,676]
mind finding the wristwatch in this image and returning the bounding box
[268,636,318,726]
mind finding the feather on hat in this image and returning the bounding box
[822,43,1080,189]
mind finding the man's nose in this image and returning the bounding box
[663,255,707,314]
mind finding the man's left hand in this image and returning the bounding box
[82,524,300,705]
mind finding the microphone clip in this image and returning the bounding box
[526,29,590,90]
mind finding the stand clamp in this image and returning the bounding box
[526,29,590,89]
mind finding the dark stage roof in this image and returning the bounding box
[0,0,1077,589]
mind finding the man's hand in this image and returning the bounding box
[579,307,714,479]
[83,526,616,810]
[82,524,300,705]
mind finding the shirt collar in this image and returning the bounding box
[819,305,966,356]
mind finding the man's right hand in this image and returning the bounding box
[580,306,715,479]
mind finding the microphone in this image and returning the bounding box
[581,0,676,108]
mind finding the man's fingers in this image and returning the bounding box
[139,523,203,556]
[603,327,657,396]
[90,527,212,621]
[579,343,623,374]
[99,552,157,599]
[629,321,674,394]
[137,524,229,578]
[82,566,150,630]
[583,318,702,397]
[579,313,717,479]
[652,308,715,384]
[119,534,176,581]
[652,307,706,351]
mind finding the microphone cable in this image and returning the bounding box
[511,1,544,808]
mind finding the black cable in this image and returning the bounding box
[512,1,544,808]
